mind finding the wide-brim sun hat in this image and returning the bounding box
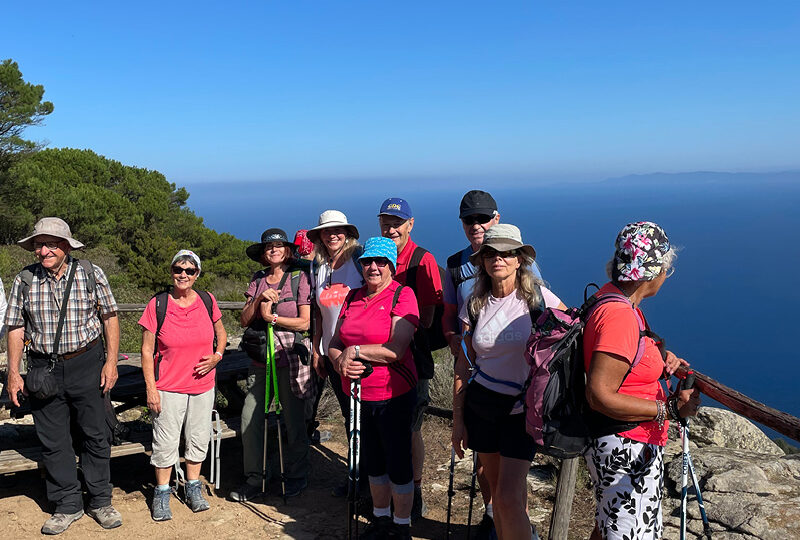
[246,228,297,262]
[306,210,359,243]
[18,217,85,251]
[358,236,398,272]
[469,223,536,265]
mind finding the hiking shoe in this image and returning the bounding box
[475,513,498,540]
[280,477,308,498]
[151,488,172,521]
[41,510,84,535]
[229,482,262,502]
[360,515,392,539]
[87,505,122,529]
[186,481,210,512]
[411,486,428,519]
[388,521,412,539]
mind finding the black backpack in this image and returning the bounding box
[404,247,448,379]
[152,288,215,381]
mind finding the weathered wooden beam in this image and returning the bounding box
[116,301,245,312]
[676,367,800,443]
[549,457,579,540]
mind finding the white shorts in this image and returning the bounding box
[150,388,215,468]
[584,433,664,540]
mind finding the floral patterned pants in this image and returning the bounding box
[584,434,664,540]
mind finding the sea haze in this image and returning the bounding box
[187,172,800,438]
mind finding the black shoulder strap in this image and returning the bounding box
[197,290,214,321]
[392,284,405,309]
[405,246,427,292]
[154,291,170,341]
[52,261,79,358]
[76,259,96,297]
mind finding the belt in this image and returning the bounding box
[61,337,101,360]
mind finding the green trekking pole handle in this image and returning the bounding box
[265,324,275,413]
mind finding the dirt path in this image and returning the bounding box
[0,416,595,539]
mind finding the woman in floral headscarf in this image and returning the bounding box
[583,221,701,540]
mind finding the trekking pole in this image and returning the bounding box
[353,377,363,540]
[271,324,287,505]
[466,451,478,539]
[348,378,357,540]
[679,371,696,540]
[445,446,456,538]
[261,325,275,496]
[679,371,712,539]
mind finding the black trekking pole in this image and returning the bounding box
[446,446,456,538]
[679,371,712,539]
[466,451,478,539]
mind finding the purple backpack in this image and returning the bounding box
[523,286,658,458]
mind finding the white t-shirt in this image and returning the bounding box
[459,287,562,411]
[312,258,364,355]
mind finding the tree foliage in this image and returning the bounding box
[0,59,54,170]
[1,148,258,291]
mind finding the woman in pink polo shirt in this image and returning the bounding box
[583,222,700,540]
[139,250,227,521]
[329,236,419,540]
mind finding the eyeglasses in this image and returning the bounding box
[172,266,198,276]
[664,267,675,278]
[482,248,518,260]
[359,258,390,268]
[462,214,493,226]
[33,241,61,251]
[265,242,286,250]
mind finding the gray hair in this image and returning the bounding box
[468,252,544,322]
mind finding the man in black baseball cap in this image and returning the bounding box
[443,190,500,539]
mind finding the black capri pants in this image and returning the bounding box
[360,388,416,487]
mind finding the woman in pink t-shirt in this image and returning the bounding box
[139,250,227,521]
[583,222,700,540]
[329,236,419,539]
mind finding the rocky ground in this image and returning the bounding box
[1,362,798,540]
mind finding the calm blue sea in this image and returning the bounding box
[186,174,800,440]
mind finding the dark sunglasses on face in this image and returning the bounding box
[462,214,493,226]
[359,258,390,268]
[172,266,198,276]
[482,248,518,260]
[33,241,61,251]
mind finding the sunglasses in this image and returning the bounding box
[33,241,62,251]
[462,214,493,226]
[359,258,391,268]
[482,248,518,260]
[172,266,198,276]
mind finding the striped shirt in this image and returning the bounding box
[5,257,118,355]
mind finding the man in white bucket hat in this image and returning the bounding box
[5,217,122,535]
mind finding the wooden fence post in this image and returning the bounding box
[548,457,579,540]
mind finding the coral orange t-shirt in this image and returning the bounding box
[583,283,668,446]
[338,281,419,401]
[139,293,222,394]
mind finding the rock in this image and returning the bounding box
[689,407,784,455]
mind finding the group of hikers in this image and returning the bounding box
[1,189,701,540]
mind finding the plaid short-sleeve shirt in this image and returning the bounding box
[5,256,118,355]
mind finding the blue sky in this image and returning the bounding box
[2,1,799,184]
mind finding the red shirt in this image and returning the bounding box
[394,239,443,309]
[338,281,420,401]
[583,283,668,446]
[139,293,222,394]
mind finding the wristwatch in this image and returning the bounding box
[355,345,360,360]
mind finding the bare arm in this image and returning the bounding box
[195,318,228,376]
[333,316,417,380]
[6,326,26,407]
[586,351,700,420]
[100,312,120,394]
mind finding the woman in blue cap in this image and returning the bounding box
[328,236,420,539]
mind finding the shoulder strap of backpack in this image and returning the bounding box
[197,290,214,321]
[392,284,405,309]
[405,246,427,292]
[351,246,365,284]
[152,290,170,381]
[446,250,473,288]
[583,291,650,370]
[76,259,96,297]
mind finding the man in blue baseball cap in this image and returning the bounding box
[377,197,444,521]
